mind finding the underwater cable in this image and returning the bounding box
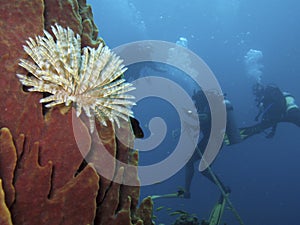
[195,146,245,225]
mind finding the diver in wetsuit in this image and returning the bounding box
[240,82,300,139]
[183,90,241,198]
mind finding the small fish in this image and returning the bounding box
[130,117,144,138]
[168,210,188,216]
[155,206,165,212]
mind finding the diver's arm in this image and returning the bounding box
[255,103,264,121]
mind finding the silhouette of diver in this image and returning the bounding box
[183,90,241,198]
[240,82,300,139]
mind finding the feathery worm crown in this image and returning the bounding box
[17,24,135,132]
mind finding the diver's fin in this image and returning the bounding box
[239,128,250,140]
[223,133,230,146]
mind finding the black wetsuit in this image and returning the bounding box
[241,85,300,139]
[185,91,238,194]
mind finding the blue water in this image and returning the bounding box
[87,1,300,224]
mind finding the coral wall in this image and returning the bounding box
[0,0,153,224]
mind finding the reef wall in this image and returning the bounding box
[0,0,153,224]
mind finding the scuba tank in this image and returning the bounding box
[283,92,299,112]
[224,99,242,145]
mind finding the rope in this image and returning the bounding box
[196,147,245,225]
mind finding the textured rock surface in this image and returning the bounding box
[0,0,153,224]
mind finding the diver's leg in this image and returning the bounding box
[184,160,194,198]
[283,108,300,127]
[239,124,261,140]
[184,152,200,198]
[240,120,273,140]
[182,135,208,198]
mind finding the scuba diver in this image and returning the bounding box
[182,89,241,198]
[240,82,300,140]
